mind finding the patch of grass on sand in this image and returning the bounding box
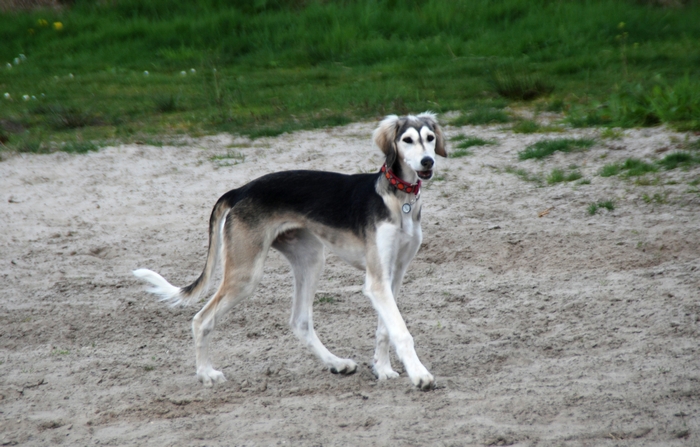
[519,138,595,160]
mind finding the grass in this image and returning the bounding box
[1,1,700,152]
[518,138,595,160]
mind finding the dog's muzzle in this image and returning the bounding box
[417,169,433,180]
[417,156,434,179]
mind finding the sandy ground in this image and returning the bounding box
[1,119,699,446]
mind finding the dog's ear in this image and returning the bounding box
[373,115,400,166]
[418,112,447,158]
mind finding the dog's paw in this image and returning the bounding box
[409,370,435,391]
[197,367,227,387]
[329,359,358,375]
[372,364,400,380]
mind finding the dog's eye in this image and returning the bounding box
[402,137,413,144]
[427,135,435,142]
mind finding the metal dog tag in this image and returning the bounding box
[402,203,411,214]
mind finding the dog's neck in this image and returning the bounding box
[389,157,419,184]
[381,163,421,195]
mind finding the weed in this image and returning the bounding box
[599,200,615,211]
[51,349,70,356]
[643,193,667,204]
[316,295,336,304]
[153,94,180,113]
[144,365,155,372]
[505,165,542,184]
[599,164,618,177]
[635,176,659,186]
[601,158,658,177]
[547,169,565,184]
[489,63,555,101]
[659,152,699,170]
[545,99,565,113]
[17,139,47,154]
[546,168,582,184]
[519,138,595,160]
[623,158,658,176]
[452,135,495,149]
[600,128,624,140]
[589,200,615,215]
[62,141,100,154]
[567,77,700,130]
[451,108,511,126]
[577,178,592,185]
[451,148,472,158]
[512,120,540,134]
[38,105,100,130]
[210,150,245,167]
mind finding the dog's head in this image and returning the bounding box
[373,112,447,180]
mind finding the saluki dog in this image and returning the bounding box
[133,113,447,390]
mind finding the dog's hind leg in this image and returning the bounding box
[192,223,269,387]
[274,229,358,375]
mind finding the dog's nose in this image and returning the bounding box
[421,157,434,169]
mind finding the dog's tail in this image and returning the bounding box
[133,198,231,307]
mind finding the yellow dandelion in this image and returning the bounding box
[37,19,48,27]
[53,22,63,31]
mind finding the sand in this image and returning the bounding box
[1,119,699,446]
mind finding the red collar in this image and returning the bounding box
[381,164,421,195]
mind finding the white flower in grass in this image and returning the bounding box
[190,68,196,74]
[14,58,20,65]
[180,71,187,76]
[144,70,149,76]
[68,73,74,79]
[3,93,11,100]
[19,54,27,62]
[6,63,11,69]
[31,95,36,100]
[23,94,30,101]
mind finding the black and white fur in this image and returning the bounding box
[133,113,447,390]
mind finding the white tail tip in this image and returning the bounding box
[133,268,183,306]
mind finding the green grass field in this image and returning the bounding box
[1,0,699,153]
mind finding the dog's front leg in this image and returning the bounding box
[365,226,434,390]
[364,273,434,389]
[373,234,421,380]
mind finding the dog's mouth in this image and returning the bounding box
[416,169,433,180]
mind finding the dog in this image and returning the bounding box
[133,113,447,390]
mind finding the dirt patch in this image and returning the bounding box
[1,123,699,446]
